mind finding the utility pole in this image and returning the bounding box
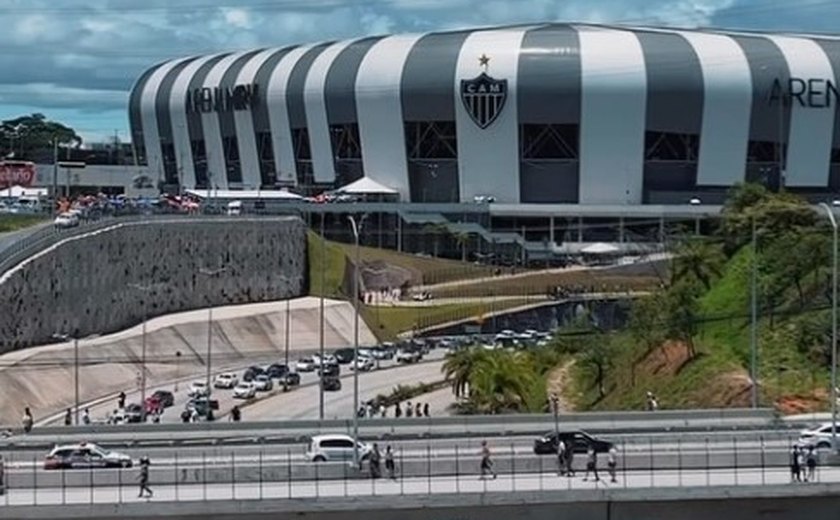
[820,203,839,452]
[198,267,228,397]
[347,214,367,467]
[319,213,326,420]
[750,215,758,408]
[52,138,58,216]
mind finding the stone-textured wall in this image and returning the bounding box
[0,217,307,352]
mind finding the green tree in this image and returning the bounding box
[442,347,483,398]
[579,334,616,399]
[468,350,534,413]
[1,113,81,159]
[423,223,448,258]
[664,280,701,360]
[453,231,470,262]
[628,295,666,355]
[670,238,726,290]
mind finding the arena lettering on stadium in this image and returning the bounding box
[0,161,36,188]
[768,77,840,108]
[186,84,259,113]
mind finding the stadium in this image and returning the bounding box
[130,23,840,207]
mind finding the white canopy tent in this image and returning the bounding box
[2,186,48,199]
[334,177,398,195]
[184,189,303,201]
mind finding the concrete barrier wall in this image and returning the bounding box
[3,485,840,520]
[0,217,307,351]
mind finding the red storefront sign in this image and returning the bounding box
[0,161,36,188]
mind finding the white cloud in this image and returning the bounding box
[222,8,252,29]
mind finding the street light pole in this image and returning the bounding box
[284,297,291,367]
[820,202,839,452]
[74,336,79,425]
[319,213,326,420]
[129,283,155,421]
[550,393,559,439]
[750,215,759,409]
[199,267,228,398]
[347,214,366,467]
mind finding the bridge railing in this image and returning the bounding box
[0,429,835,507]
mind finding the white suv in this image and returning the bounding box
[233,382,256,399]
[799,422,839,449]
[305,434,371,462]
[395,349,421,364]
[188,381,209,397]
[213,373,238,389]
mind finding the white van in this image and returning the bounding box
[226,200,243,216]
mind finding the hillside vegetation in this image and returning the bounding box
[564,183,834,413]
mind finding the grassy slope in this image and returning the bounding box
[0,215,46,233]
[568,247,824,411]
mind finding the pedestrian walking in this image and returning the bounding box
[479,440,497,480]
[565,444,575,477]
[82,408,91,425]
[385,445,396,480]
[118,392,126,410]
[369,443,382,479]
[0,454,5,496]
[415,402,423,418]
[557,439,567,476]
[607,446,618,483]
[230,405,241,422]
[64,408,72,426]
[394,402,402,418]
[22,407,33,433]
[806,446,817,482]
[790,445,802,482]
[379,404,387,418]
[583,444,599,482]
[423,403,430,418]
[137,456,153,498]
[406,402,413,418]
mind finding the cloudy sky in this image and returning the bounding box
[2,0,839,144]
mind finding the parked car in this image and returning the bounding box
[798,422,839,449]
[350,356,375,372]
[395,349,421,364]
[318,363,340,377]
[333,348,355,364]
[185,398,219,417]
[296,357,316,372]
[370,345,393,360]
[283,372,301,387]
[253,374,273,392]
[233,382,257,399]
[312,354,337,367]
[266,363,289,379]
[188,381,209,398]
[533,430,614,455]
[44,442,133,470]
[150,390,175,408]
[143,395,164,414]
[321,376,341,392]
[214,372,238,389]
[305,434,371,462]
[242,366,265,382]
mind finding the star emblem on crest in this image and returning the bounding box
[478,54,490,71]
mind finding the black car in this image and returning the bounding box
[266,363,290,379]
[321,376,341,392]
[243,366,265,382]
[283,372,301,386]
[533,430,613,455]
[151,390,175,408]
[318,363,340,377]
[333,348,355,364]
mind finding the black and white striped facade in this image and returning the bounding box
[130,23,840,205]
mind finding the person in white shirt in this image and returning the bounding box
[607,446,618,483]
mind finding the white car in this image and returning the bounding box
[253,374,273,391]
[350,356,376,372]
[798,422,839,449]
[395,349,421,364]
[53,213,79,229]
[233,382,257,399]
[188,381,209,397]
[312,354,337,367]
[305,434,372,462]
[296,357,316,372]
[44,442,133,470]
[213,373,238,389]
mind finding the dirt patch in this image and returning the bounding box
[545,360,576,412]
[695,371,753,408]
[775,389,829,415]
[637,341,692,377]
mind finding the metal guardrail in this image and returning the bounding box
[0,213,298,277]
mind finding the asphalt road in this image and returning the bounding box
[41,351,447,427]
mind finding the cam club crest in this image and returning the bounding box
[461,54,507,129]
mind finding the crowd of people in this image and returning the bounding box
[356,400,432,419]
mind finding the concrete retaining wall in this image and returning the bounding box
[0,217,307,351]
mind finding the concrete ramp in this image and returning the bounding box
[0,297,374,427]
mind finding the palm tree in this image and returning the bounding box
[423,223,448,257]
[670,238,725,290]
[442,348,483,398]
[468,351,534,413]
[454,231,470,262]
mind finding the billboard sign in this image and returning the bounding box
[0,161,36,188]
